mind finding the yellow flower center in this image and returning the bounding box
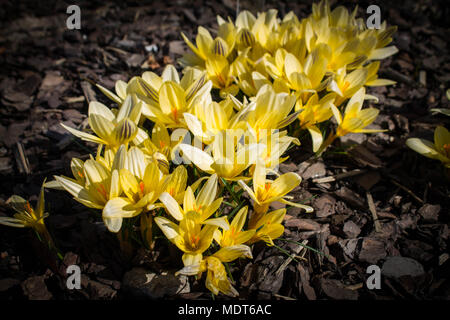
[190,234,200,248]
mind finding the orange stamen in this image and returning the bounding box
[443,144,450,156]
[191,234,200,246]
[97,184,107,200]
[171,108,178,121]
[342,81,350,92]
[77,171,84,178]
[217,74,226,87]
[264,182,271,191]
[139,181,145,195]
[25,201,33,214]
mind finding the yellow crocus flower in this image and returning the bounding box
[332,87,383,137]
[213,206,255,247]
[238,160,313,220]
[61,96,142,150]
[183,100,233,145]
[247,208,287,246]
[128,65,212,128]
[0,181,53,246]
[179,130,262,181]
[158,174,226,228]
[155,185,229,270]
[406,126,450,168]
[53,154,122,232]
[328,67,368,106]
[232,84,299,141]
[317,87,384,154]
[140,122,185,173]
[176,245,253,297]
[206,55,239,98]
[296,93,335,152]
[102,146,169,232]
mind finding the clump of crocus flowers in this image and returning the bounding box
[0,1,399,297]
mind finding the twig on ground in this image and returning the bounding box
[366,191,382,233]
[312,169,366,184]
[389,178,424,204]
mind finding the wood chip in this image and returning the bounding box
[14,142,31,175]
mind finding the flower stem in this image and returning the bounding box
[221,178,240,205]
[316,133,337,157]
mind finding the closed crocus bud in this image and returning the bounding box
[137,77,159,103]
[185,73,206,102]
[212,38,227,56]
[114,118,138,145]
[238,28,255,47]
[153,151,170,175]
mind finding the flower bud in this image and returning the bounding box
[114,118,138,145]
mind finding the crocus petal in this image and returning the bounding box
[96,84,122,105]
[280,198,314,213]
[213,245,253,262]
[179,144,214,173]
[60,123,106,145]
[159,192,184,221]
[237,180,259,203]
[54,176,103,209]
[182,253,203,268]
[103,197,141,219]
[308,126,324,152]
[155,216,180,241]
[406,138,441,160]
[196,174,218,207]
[267,172,301,201]
[0,217,26,228]
[203,216,229,230]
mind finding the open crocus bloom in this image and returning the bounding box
[331,87,384,137]
[296,93,335,152]
[1,181,48,230]
[154,214,226,271]
[103,146,169,232]
[238,160,313,220]
[158,174,226,227]
[0,181,56,249]
[328,67,368,106]
[406,126,450,168]
[213,206,255,247]
[53,151,122,231]
[61,96,142,150]
[232,84,299,141]
[247,208,287,246]
[179,130,262,181]
[176,245,253,297]
[127,65,212,129]
[157,174,232,268]
[183,100,233,145]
